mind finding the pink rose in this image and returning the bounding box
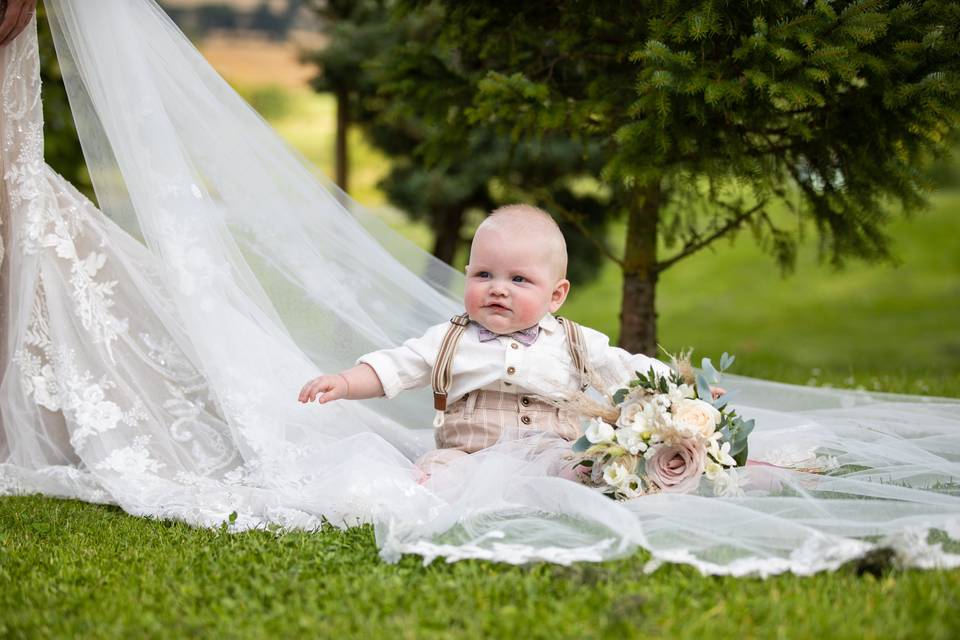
[646,439,706,493]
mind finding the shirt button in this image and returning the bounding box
[520,415,531,425]
[506,366,516,375]
[521,396,530,406]
[504,381,513,386]
[510,342,519,350]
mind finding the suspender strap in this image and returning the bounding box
[431,313,470,427]
[558,316,590,391]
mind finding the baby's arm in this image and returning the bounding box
[298,363,384,404]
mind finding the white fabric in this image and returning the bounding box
[358,313,671,401]
[1,2,959,578]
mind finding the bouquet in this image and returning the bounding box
[570,351,755,499]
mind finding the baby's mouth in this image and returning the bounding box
[484,303,511,313]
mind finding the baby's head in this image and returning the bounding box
[464,204,571,334]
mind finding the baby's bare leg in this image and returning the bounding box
[415,448,469,483]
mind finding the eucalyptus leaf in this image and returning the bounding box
[572,435,592,453]
[635,457,647,476]
[720,352,735,371]
[696,373,713,403]
[613,388,629,404]
[733,445,749,468]
[701,357,720,383]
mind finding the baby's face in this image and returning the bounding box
[464,227,569,334]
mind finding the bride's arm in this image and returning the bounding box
[0,0,35,47]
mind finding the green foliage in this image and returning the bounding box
[304,1,610,282]
[238,85,294,120]
[397,0,960,349]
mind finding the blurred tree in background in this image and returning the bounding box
[304,1,610,285]
[385,0,960,354]
[36,1,90,199]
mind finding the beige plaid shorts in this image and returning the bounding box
[435,389,580,452]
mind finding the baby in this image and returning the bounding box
[298,204,676,476]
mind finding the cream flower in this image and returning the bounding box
[615,427,648,455]
[704,460,724,480]
[619,474,645,499]
[616,398,646,430]
[585,418,615,444]
[602,462,631,488]
[672,398,722,439]
[712,468,749,497]
[708,439,737,467]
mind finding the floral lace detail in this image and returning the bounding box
[95,435,166,475]
[15,339,149,453]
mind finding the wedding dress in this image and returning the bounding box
[2,0,959,577]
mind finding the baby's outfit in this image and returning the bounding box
[357,313,671,473]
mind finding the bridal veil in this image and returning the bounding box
[1,0,959,576]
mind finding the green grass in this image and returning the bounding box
[4,85,958,638]
[2,495,959,639]
[563,191,960,393]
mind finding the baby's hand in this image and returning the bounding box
[299,374,349,404]
[709,385,726,400]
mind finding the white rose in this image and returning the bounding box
[672,398,721,439]
[585,418,615,444]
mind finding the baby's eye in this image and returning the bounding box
[476,271,491,279]
[512,275,527,283]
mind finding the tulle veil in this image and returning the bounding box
[1,0,959,576]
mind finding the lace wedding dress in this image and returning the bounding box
[2,1,959,576]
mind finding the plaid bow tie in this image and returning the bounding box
[476,323,540,346]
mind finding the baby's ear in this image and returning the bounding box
[549,279,571,312]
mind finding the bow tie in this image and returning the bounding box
[476,323,540,346]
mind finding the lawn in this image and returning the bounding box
[2,51,959,640]
[2,494,959,639]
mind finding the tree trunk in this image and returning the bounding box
[430,206,466,265]
[618,182,660,355]
[334,87,349,192]
[425,206,466,290]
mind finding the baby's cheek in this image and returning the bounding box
[463,284,484,315]
[512,292,546,327]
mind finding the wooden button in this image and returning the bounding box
[510,343,519,349]
[520,397,530,406]
[506,366,516,375]
[520,415,531,425]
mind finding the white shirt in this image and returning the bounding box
[357,313,672,402]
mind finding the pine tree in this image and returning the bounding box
[397,0,960,354]
[305,2,611,284]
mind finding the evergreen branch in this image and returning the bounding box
[656,199,767,272]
